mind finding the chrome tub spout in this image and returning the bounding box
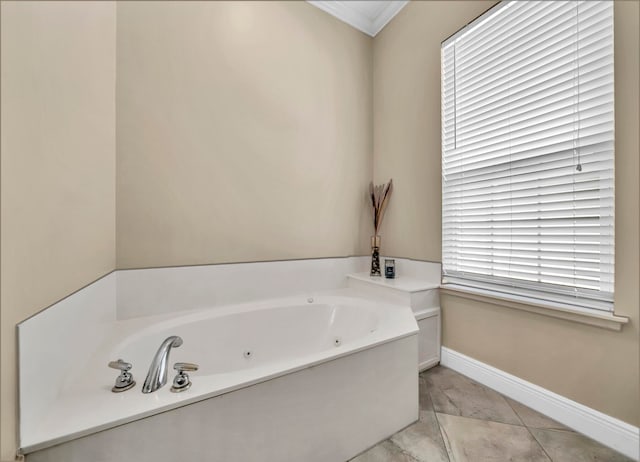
[142,335,183,393]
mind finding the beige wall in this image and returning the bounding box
[116,1,372,269]
[0,2,117,460]
[2,2,371,457]
[373,1,640,426]
[372,1,497,261]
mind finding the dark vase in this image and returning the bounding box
[370,235,381,276]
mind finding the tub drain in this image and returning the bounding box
[243,350,253,359]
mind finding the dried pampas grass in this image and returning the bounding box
[369,178,393,235]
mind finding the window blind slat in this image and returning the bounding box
[455,66,613,128]
[456,15,612,93]
[444,153,613,186]
[456,88,613,141]
[444,138,612,168]
[455,1,570,62]
[443,225,613,234]
[443,179,614,204]
[444,276,613,309]
[455,107,613,152]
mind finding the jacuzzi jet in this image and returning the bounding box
[243,350,253,358]
[333,337,342,347]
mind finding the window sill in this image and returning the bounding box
[440,284,629,331]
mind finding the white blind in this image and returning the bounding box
[441,0,614,311]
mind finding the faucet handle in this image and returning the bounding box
[171,362,199,393]
[174,362,199,372]
[108,359,132,372]
[108,359,136,393]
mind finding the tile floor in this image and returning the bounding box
[351,366,632,462]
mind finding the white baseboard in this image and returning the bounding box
[419,357,440,372]
[440,347,639,461]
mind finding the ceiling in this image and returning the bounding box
[307,1,409,37]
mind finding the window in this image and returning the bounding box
[441,0,614,311]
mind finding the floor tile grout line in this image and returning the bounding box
[414,378,451,462]
[497,387,628,460]
[431,406,453,462]
[503,394,554,461]
[502,392,528,427]
[435,410,559,462]
[421,379,436,414]
[499,392,574,433]
[526,427,634,462]
[533,427,579,435]
[435,410,537,430]
[422,372,452,461]
[430,366,572,431]
[426,367,529,428]
[386,438,423,462]
[430,406,527,428]
[526,426,555,462]
[421,409,452,462]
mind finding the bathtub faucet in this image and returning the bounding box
[142,335,183,393]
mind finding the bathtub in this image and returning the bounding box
[23,289,419,461]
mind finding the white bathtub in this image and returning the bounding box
[118,295,384,376]
[23,289,419,461]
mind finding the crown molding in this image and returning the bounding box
[307,1,409,37]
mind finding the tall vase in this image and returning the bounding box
[370,235,381,276]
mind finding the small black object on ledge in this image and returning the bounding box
[384,259,395,279]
